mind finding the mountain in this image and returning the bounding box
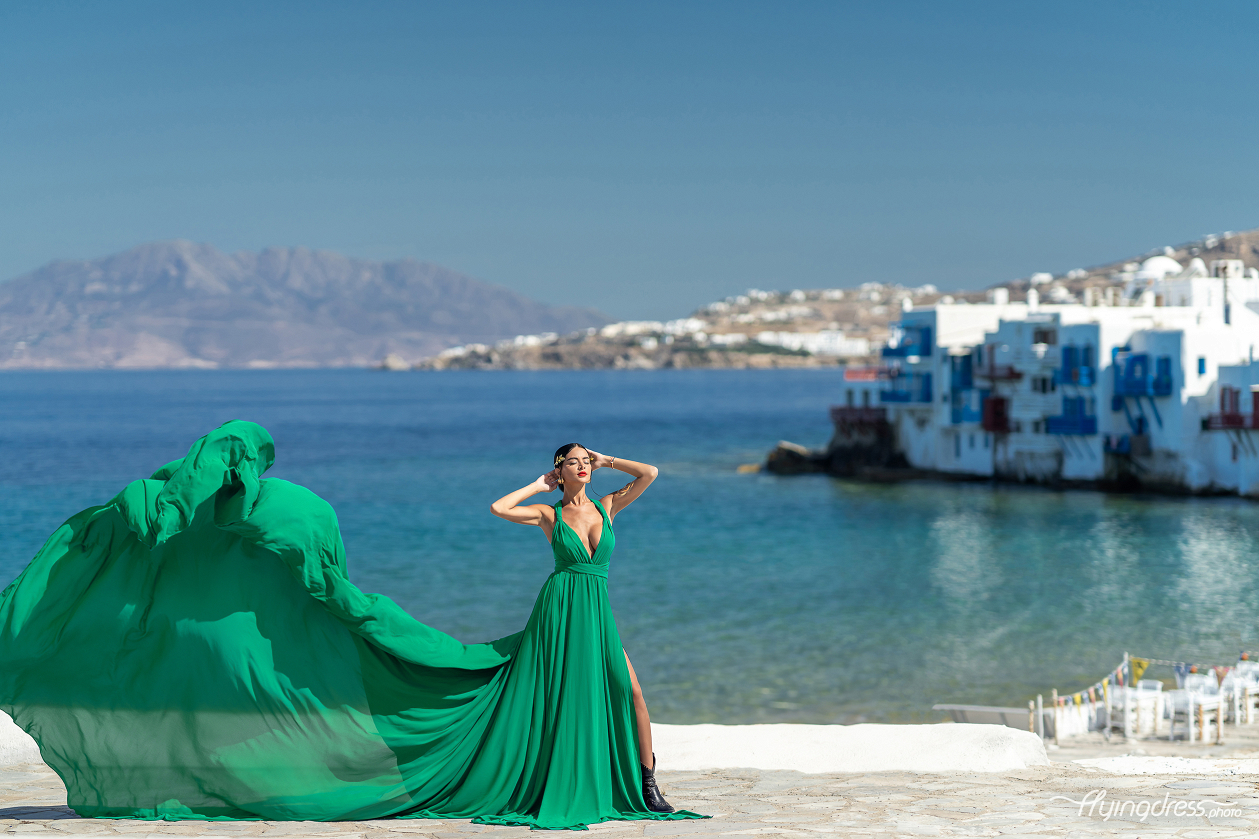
[0,241,609,369]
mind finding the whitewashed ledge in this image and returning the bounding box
[653,722,1049,773]
[0,711,1048,773]
[1076,755,1259,775]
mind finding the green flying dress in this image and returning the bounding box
[0,421,706,830]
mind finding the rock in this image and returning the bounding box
[765,441,825,474]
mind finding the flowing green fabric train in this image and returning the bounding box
[0,421,707,830]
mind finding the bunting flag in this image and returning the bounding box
[1042,655,1238,723]
[1130,657,1150,684]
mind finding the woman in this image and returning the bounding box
[0,421,704,830]
[490,443,671,813]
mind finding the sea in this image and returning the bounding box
[2,368,1258,724]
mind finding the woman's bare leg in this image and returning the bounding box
[624,650,653,770]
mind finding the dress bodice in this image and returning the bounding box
[551,498,614,577]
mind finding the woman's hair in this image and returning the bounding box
[553,443,591,470]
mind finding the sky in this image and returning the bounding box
[3,1,1259,320]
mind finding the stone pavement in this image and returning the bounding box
[4,759,1259,838]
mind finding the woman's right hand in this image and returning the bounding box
[534,471,559,493]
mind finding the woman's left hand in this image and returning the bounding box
[585,449,613,470]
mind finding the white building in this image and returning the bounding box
[757,330,871,357]
[834,263,1259,494]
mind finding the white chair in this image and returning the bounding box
[1136,680,1164,735]
[1232,663,1259,724]
[1219,670,1247,724]
[1181,673,1223,743]
[1165,689,1193,741]
[1110,682,1162,737]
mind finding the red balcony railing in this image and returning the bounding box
[1204,388,1259,429]
[976,364,1023,381]
[1204,413,1258,430]
[844,366,887,381]
[981,397,1011,433]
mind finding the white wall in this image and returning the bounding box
[867,299,1259,493]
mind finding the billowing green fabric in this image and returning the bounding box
[0,421,706,830]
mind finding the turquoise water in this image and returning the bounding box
[2,369,1258,723]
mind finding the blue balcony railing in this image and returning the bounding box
[950,354,973,391]
[1047,415,1098,435]
[882,324,933,359]
[1053,366,1095,386]
[1047,394,1098,435]
[1112,350,1174,397]
[880,372,933,403]
[950,387,988,424]
[1054,344,1096,387]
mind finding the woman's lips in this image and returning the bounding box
[578,471,587,477]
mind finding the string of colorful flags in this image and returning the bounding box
[1051,654,1247,708]
[1053,657,1140,709]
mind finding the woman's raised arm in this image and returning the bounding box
[587,451,658,520]
[490,473,557,525]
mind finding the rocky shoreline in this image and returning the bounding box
[409,333,844,371]
[763,439,1251,497]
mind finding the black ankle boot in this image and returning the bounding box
[641,752,674,813]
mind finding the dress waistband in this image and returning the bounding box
[553,562,608,578]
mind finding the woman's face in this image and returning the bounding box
[557,448,593,487]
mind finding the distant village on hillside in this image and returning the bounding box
[402,228,1259,372]
[403,282,947,371]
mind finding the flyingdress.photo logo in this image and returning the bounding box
[1052,790,1246,822]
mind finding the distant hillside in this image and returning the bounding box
[0,241,609,368]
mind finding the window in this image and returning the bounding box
[862,390,870,407]
[969,433,975,449]
[1198,357,1206,376]
[1031,376,1055,394]
[1032,420,1044,434]
[846,389,854,406]
[1032,328,1057,345]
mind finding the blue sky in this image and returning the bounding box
[3,1,1258,319]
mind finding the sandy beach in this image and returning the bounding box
[5,715,1259,836]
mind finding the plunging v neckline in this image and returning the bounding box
[556,499,606,560]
